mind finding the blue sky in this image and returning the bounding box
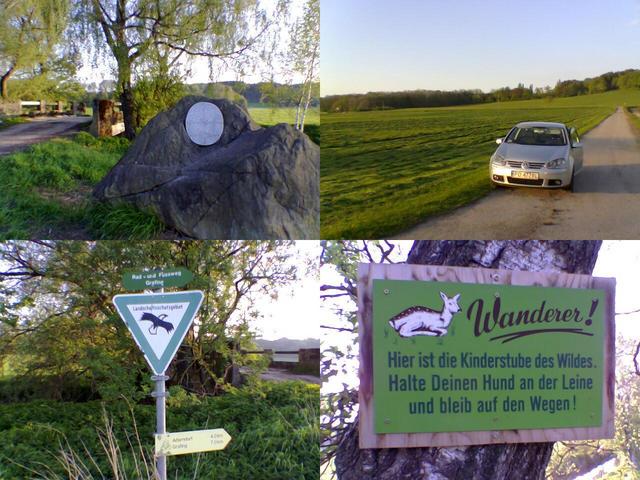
[322,0,640,95]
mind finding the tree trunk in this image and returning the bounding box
[300,80,313,133]
[117,58,137,140]
[295,92,304,130]
[1,66,15,99]
[335,240,602,480]
[119,79,136,140]
[299,45,318,133]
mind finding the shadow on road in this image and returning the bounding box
[583,135,639,154]
[574,164,640,194]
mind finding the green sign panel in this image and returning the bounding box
[373,280,605,434]
[113,291,204,375]
[122,267,194,290]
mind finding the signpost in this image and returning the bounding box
[114,269,231,479]
[122,267,194,291]
[357,263,615,449]
[155,428,232,456]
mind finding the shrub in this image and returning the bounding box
[0,381,319,479]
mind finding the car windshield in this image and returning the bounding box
[505,126,566,146]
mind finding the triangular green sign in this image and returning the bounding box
[113,290,204,375]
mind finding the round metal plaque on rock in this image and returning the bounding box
[185,102,224,146]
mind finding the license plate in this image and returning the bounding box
[511,171,539,180]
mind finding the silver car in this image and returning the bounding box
[489,122,583,190]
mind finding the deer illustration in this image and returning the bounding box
[139,312,174,335]
[388,292,461,338]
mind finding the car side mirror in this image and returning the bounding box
[572,142,582,149]
[496,138,503,145]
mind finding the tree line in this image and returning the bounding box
[321,69,640,113]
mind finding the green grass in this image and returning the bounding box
[0,105,318,239]
[321,89,640,238]
[625,106,640,132]
[0,132,164,240]
[0,381,319,479]
[249,105,319,126]
[249,106,319,145]
[0,116,28,130]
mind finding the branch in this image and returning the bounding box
[152,40,253,59]
[634,342,640,376]
[320,325,355,333]
[320,293,351,299]
[0,271,43,278]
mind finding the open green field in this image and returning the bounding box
[249,105,319,145]
[321,89,640,239]
[249,105,319,126]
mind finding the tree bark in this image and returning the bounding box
[1,66,15,99]
[335,240,602,480]
[117,55,137,140]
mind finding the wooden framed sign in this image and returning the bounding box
[357,263,615,449]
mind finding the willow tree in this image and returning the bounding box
[72,0,285,139]
[0,240,299,399]
[0,0,68,99]
[321,240,602,480]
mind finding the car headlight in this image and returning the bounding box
[491,154,506,166]
[547,158,567,169]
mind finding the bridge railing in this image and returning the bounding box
[0,100,89,116]
[240,348,320,371]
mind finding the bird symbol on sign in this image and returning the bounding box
[139,312,174,335]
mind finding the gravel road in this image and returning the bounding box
[399,107,640,239]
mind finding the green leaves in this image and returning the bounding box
[0,381,319,479]
[0,241,301,399]
[0,0,68,98]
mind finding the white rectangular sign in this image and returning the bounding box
[155,428,231,456]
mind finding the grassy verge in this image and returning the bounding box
[0,381,319,479]
[625,106,640,133]
[0,132,164,240]
[0,116,29,130]
[321,89,640,238]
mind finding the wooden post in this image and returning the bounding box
[90,99,116,137]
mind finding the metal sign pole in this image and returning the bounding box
[153,286,167,480]
[151,373,169,480]
[114,279,207,478]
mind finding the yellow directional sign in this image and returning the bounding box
[155,429,231,456]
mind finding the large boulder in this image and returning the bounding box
[93,96,319,239]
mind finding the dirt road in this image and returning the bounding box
[400,108,640,239]
[0,116,91,155]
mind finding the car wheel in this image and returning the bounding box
[564,168,575,192]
